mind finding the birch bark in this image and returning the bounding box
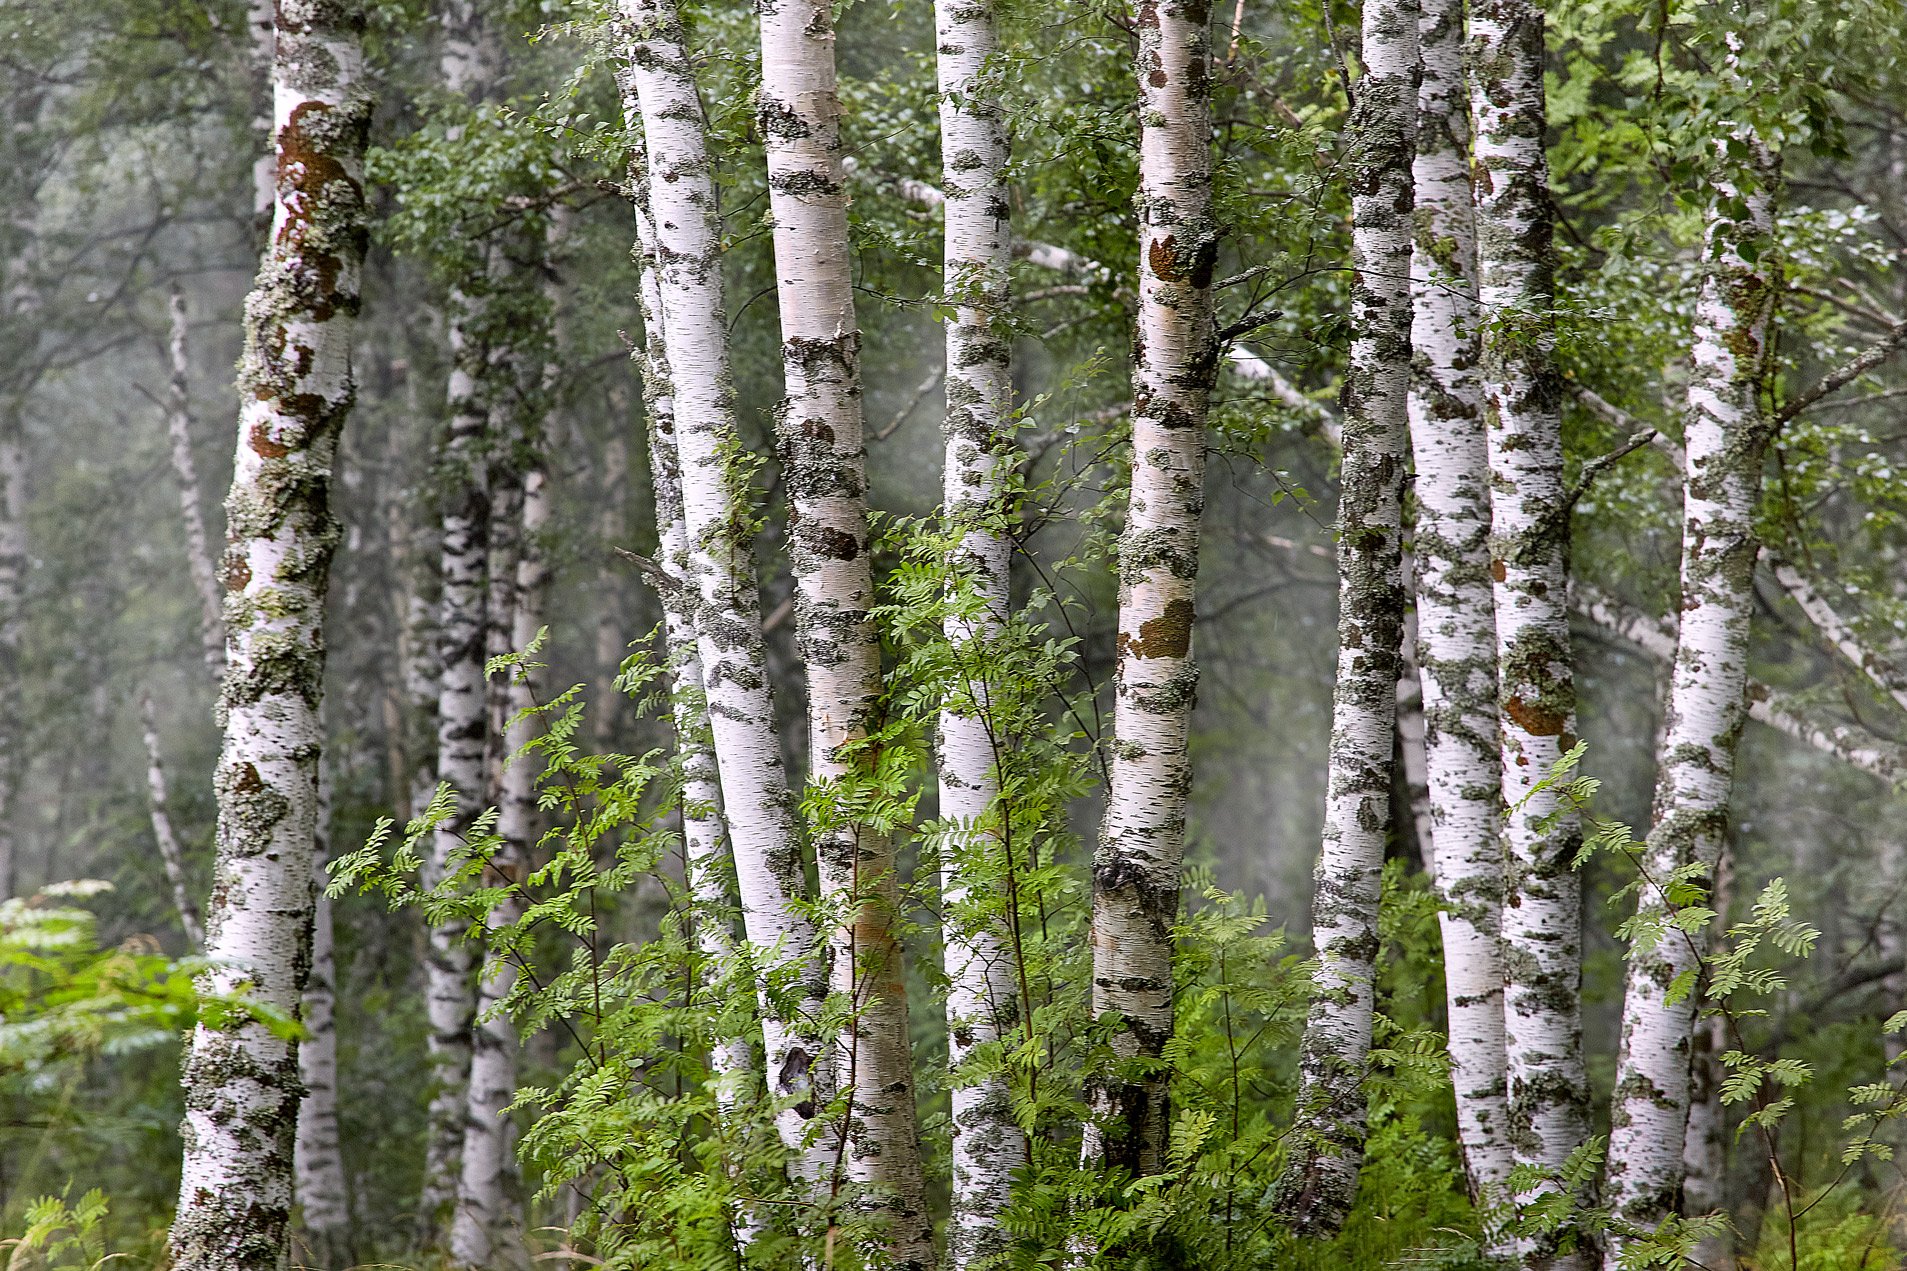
[0,407,23,902]
[755,0,932,1256]
[1407,0,1514,1212]
[932,0,1026,1260]
[616,20,830,1194]
[167,4,370,1267]
[421,1,497,1231]
[164,286,228,683]
[140,692,205,947]
[449,468,546,1271]
[1469,4,1592,1260]
[1603,140,1775,1262]
[1283,0,1417,1233]
[1082,0,1218,1179]
[296,764,353,1271]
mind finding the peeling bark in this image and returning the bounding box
[1283,0,1418,1233]
[1469,2,1592,1261]
[168,3,371,1267]
[1604,137,1776,1263]
[1082,0,1218,1180]
[755,0,933,1256]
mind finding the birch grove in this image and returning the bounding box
[167,2,371,1267]
[14,0,1907,1266]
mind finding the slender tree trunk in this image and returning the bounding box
[630,192,763,1249]
[0,405,24,902]
[420,3,499,1234]
[1470,4,1592,1262]
[1408,0,1514,1215]
[1082,0,1218,1179]
[140,692,205,947]
[163,286,228,682]
[449,470,546,1271]
[1603,139,1776,1263]
[296,763,353,1271]
[592,431,629,750]
[755,0,932,1257]
[617,0,834,1192]
[167,4,370,1268]
[1281,0,1417,1235]
[932,0,1026,1261]
[1683,846,1733,1270]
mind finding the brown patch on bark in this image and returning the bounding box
[1490,558,1507,582]
[1504,695,1566,737]
[1118,597,1195,659]
[810,525,861,560]
[249,423,292,458]
[1149,235,1181,282]
[225,555,252,592]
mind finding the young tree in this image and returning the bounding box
[930,0,1026,1262]
[1602,137,1777,1259]
[755,0,933,1258]
[296,767,353,1271]
[1405,0,1513,1209]
[1469,0,1591,1259]
[139,693,205,947]
[167,3,371,1268]
[1081,0,1218,1178]
[1282,0,1418,1234]
[160,286,227,683]
[616,0,830,1191]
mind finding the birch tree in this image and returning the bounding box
[1082,0,1218,1178]
[1406,0,1513,1208]
[139,693,205,947]
[421,0,498,1229]
[1469,0,1592,1257]
[756,0,933,1257]
[296,766,353,1271]
[1603,137,1776,1260]
[167,2,371,1267]
[616,0,832,1191]
[931,0,1026,1260]
[161,286,227,682]
[1282,0,1417,1234]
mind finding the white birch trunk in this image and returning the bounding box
[1469,5,1592,1262]
[167,5,370,1267]
[421,2,496,1232]
[1603,140,1775,1263]
[449,471,546,1271]
[140,692,205,948]
[296,763,353,1271]
[932,0,1026,1261]
[1408,0,1514,1215]
[1283,0,1417,1232]
[164,286,229,682]
[617,2,837,1201]
[755,0,932,1256]
[1082,0,1218,1179]
[0,407,23,901]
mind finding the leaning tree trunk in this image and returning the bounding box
[1081,0,1218,1180]
[755,0,932,1257]
[139,693,205,947]
[1602,139,1776,1264]
[449,468,547,1271]
[1282,0,1418,1235]
[166,4,370,1268]
[163,286,228,682]
[1469,3,1592,1263]
[295,763,353,1271]
[1407,0,1514,1215]
[618,0,835,1196]
[932,0,1025,1261]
